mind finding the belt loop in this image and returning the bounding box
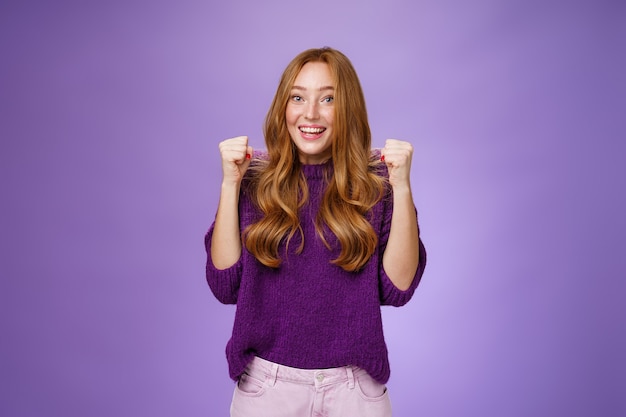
[346,367,355,389]
[267,362,279,387]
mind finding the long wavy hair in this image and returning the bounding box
[243,47,385,272]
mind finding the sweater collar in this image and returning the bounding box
[301,159,333,179]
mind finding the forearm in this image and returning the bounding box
[382,184,420,291]
[210,183,243,269]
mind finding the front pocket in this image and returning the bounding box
[235,372,266,397]
[355,373,388,401]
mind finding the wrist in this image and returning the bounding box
[221,178,242,190]
[390,182,412,195]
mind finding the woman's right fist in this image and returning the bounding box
[218,136,254,185]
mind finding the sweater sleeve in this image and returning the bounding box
[204,223,242,305]
[377,179,427,306]
[204,152,266,305]
[379,237,427,306]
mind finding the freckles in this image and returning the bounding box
[285,108,296,125]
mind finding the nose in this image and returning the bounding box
[305,101,319,120]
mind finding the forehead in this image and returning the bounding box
[292,62,334,88]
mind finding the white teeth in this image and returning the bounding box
[300,127,325,134]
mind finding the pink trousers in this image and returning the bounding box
[230,357,393,417]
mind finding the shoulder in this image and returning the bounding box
[240,150,269,200]
[252,149,269,162]
[369,148,389,179]
[242,150,269,181]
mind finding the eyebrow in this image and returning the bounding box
[291,85,335,92]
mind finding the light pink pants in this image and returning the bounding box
[230,357,393,417]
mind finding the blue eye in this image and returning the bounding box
[323,96,334,103]
[292,95,303,102]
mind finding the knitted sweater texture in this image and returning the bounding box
[205,154,427,384]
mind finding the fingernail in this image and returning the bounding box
[246,153,251,159]
[381,155,385,162]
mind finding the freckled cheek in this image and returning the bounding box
[285,107,299,127]
[321,109,334,128]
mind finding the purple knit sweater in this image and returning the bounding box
[204,153,427,384]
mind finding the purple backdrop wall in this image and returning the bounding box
[1,0,624,416]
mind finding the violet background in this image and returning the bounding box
[1,0,624,416]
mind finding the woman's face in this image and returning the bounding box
[286,62,335,165]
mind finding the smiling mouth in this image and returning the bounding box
[299,126,326,134]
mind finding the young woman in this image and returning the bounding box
[205,47,427,417]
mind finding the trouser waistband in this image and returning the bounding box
[245,356,364,389]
